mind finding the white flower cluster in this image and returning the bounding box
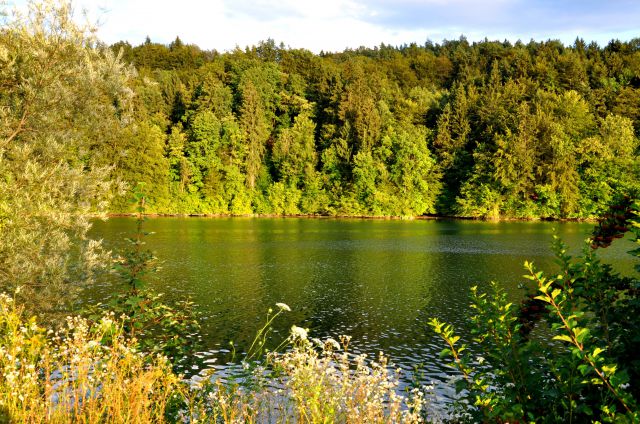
[290,325,308,341]
[275,302,291,312]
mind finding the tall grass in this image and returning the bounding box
[0,295,431,423]
[186,331,427,423]
[0,293,180,423]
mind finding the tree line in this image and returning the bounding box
[106,36,640,218]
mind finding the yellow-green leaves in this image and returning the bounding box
[0,0,133,313]
[553,334,573,343]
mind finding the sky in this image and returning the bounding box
[7,0,640,52]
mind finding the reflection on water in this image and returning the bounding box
[88,217,636,404]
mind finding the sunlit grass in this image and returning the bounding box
[0,293,180,423]
[187,332,427,423]
[0,295,432,423]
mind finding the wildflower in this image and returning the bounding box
[290,325,308,341]
[325,338,340,350]
[276,302,291,312]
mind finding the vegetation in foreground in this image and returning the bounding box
[431,197,640,422]
[0,295,426,423]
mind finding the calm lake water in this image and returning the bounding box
[88,217,636,404]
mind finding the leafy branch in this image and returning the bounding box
[527,261,636,417]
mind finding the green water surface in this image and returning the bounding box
[88,217,636,403]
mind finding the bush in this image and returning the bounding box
[430,197,640,422]
[85,189,201,368]
[0,0,132,314]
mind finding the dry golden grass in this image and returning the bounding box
[0,293,180,423]
[0,297,432,423]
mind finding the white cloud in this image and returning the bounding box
[5,0,640,51]
[67,0,437,52]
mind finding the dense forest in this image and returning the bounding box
[103,36,640,218]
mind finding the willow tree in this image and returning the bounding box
[0,0,133,313]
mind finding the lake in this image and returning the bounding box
[87,217,636,405]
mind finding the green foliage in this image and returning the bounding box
[96,32,640,218]
[92,290,201,367]
[430,199,640,422]
[115,189,158,292]
[0,0,132,314]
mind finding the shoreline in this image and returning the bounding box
[106,212,597,223]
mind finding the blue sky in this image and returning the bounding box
[7,0,640,52]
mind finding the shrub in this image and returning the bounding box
[430,197,640,422]
[85,189,201,368]
[0,0,132,314]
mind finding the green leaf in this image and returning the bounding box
[553,334,573,343]
[574,327,590,344]
[439,348,452,358]
[578,364,591,376]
